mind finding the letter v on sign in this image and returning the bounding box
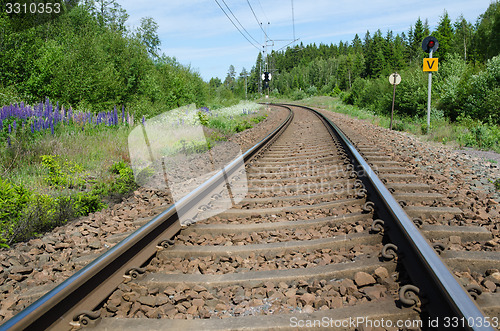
[423,58,438,72]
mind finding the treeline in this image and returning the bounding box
[0,0,208,117]
[247,2,500,124]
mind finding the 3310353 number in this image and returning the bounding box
[5,2,61,14]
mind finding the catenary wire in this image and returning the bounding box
[247,0,270,41]
[213,0,262,51]
[219,0,262,47]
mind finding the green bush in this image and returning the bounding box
[291,89,307,100]
[41,155,85,189]
[234,121,253,133]
[0,177,32,247]
[465,55,500,124]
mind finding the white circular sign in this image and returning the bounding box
[389,73,401,85]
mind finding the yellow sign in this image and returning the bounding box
[423,58,438,72]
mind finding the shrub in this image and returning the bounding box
[0,178,32,247]
[465,55,500,124]
[291,89,307,100]
[41,155,85,189]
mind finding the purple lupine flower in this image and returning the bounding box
[7,136,11,147]
[122,105,125,123]
[50,120,54,135]
[8,124,11,133]
[142,116,146,125]
[13,120,16,131]
[113,106,118,125]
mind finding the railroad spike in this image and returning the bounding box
[362,201,375,213]
[381,243,398,260]
[399,285,421,307]
[356,188,368,199]
[412,217,423,228]
[370,219,385,233]
[124,267,146,280]
[432,242,446,254]
[465,284,482,300]
[72,310,101,328]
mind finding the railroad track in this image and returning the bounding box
[1,104,499,330]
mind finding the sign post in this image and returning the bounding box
[388,73,401,130]
[422,36,439,133]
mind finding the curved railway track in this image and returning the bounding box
[1,104,499,331]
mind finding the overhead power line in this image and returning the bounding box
[213,0,261,51]
[247,0,269,41]
[256,0,268,23]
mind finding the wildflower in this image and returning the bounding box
[142,116,146,125]
[31,122,34,134]
[114,106,118,125]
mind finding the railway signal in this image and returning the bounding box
[262,72,271,96]
[422,36,439,133]
[422,36,439,53]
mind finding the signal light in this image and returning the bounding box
[421,36,439,53]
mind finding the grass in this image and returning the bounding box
[0,101,267,246]
[290,96,500,154]
[2,125,130,193]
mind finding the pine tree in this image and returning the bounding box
[433,11,454,60]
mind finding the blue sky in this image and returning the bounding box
[116,0,493,81]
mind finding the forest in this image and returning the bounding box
[0,0,214,118]
[228,1,500,125]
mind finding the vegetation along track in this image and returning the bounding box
[1,104,499,331]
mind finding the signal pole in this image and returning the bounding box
[422,36,439,133]
[426,49,433,131]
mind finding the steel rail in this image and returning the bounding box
[286,103,493,331]
[0,105,293,331]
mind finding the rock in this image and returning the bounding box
[138,296,157,307]
[354,272,376,287]
[299,293,316,306]
[192,298,204,307]
[10,266,33,275]
[330,296,343,309]
[215,303,228,311]
[340,278,357,295]
[88,240,102,249]
[302,305,314,314]
[374,267,389,279]
[360,285,386,300]
[482,280,496,292]
[193,285,207,292]
[486,272,500,285]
